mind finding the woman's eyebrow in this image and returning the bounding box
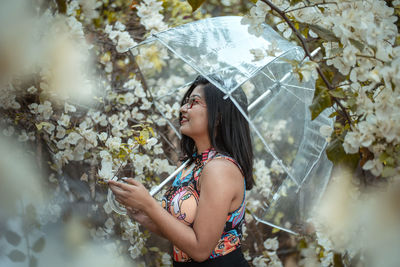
[189,94,202,98]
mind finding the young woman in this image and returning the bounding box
[109,76,254,266]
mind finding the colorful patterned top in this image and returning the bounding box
[162,147,246,262]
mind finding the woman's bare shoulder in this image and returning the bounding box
[201,158,243,184]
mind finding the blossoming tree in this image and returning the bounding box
[0,0,399,266]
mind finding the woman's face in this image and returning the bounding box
[179,85,208,140]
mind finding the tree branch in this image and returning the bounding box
[261,0,352,125]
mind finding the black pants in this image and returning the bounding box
[173,248,249,267]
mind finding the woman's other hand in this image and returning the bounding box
[126,207,149,225]
[126,207,163,235]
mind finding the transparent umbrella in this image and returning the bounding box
[109,16,334,234]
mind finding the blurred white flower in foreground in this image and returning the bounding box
[312,166,400,266]
[0,134,48,221]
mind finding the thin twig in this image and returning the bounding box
[129,52,149,94]
[261,0,352,125]
[356,54,386,64]
[285,1,338,14]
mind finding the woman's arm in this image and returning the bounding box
[109,158,244,262]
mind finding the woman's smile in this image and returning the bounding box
[180,115,189,125]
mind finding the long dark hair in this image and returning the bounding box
[179,76,254,190]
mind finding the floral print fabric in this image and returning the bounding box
[162,148,246,262]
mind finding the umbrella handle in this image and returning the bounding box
[149,159,191,197]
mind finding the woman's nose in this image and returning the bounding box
[180,104,188,113]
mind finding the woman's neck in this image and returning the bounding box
[194,138,212,155]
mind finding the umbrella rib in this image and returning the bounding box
[229,95,300,187]
[251,214,298,235]
[281,83,314,91]
[249,69,293,112]
[150,159,191,196]
[281,84,305,103]
[263,66,277,82]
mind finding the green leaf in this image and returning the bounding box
[298,238,307,249]
[55,0,67,14]
[349,38,365,52]
[29,256,38,267]
[309,82,332,120]
[5,230,21,246]
[187,0,206,11]
[333,252,345,267]
[290,0,302,5]
[32,237,45,253]
[329,88,346,99]
[308,24,338,42]
[379,153,395,166]
[329,111,339,118]
[326,137,359,170]
[307,24,364,52]
[8,249,26,262]
[381,166,397,178]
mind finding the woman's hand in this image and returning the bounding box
[126,207,163,235]
[108,179,163,235]
[126,207,150,225]
[108,178,154,213]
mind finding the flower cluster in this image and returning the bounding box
[106,22,137,53]
[137,0,168,34]
[251,237,283,267]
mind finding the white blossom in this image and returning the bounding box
[18,130,29,142]
[320,125,333,142]
[144,137,158,149]
[116,31,136,53]
[153,143,163,154]
[252,255,268,267]
[136,0,167,33]
[270,160,284,174]
[241,1,270,37]
[43,122,55,134]
[298,61,318,82]
[105,136,122,151]
[56,126,66,139]
[250,48,265,61]
[140,98,152,110]
[104,217,115,232]
[114,21,126,31]
[27,86,37,94]
[57,113,70,127]
[343,131,362,154]
[253,159,273,197]
[3,126,15,136]
[103,201,113,215]
[264,237,279,251]
[161,253,172,266]
[64,102,76,113]
[362,159,383,176]
[37,101,53,120]
[65,132,82,145]
[98,132,108,142]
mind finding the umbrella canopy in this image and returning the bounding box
[115,16,334,234]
